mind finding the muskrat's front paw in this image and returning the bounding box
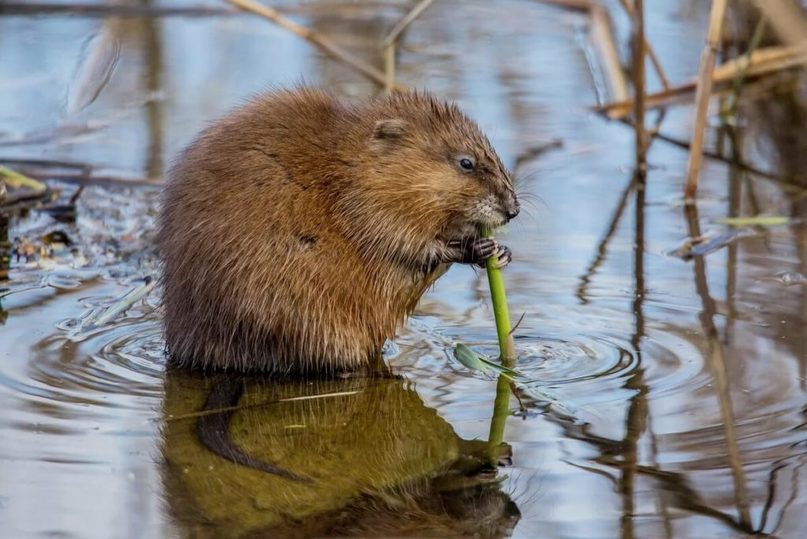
[448,238,498,266]
[490,244,512,269]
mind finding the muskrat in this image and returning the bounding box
[157,87,519,374]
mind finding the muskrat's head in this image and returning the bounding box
[365,90,519,244]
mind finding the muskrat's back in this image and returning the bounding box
[158,88,519,373]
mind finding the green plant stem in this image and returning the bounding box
[481,227,516,367]
[481,226,517,467]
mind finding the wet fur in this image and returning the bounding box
[157,88,517,373]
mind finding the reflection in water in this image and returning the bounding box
[685,203,752,530]
[619,169,648,539]
[576,175,635,306]
[161,371,519,537]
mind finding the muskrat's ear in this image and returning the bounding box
[372,119,407,141]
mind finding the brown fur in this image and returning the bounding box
[157,87,517,373]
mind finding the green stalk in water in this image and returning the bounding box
[481,226,516,466]
[481,226,516,367]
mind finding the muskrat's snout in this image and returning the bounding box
[469,189,520,227]
[504,195,520,222]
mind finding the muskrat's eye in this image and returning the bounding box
[458,156,475,171]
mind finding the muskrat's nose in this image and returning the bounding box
[505,200,520,221]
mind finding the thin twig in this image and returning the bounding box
[381,0,435,47]
[591,5,629,103]
[508,312,527,336]
[618,0,670,89]
[380,0,435,93]
[383,42,396,93]
[645,41,670,90]
[684,0,728,201]
[68,184,85,205]
[225,0,392,88]
[536,0,629,103]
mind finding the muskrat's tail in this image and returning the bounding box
[196,375,311,482]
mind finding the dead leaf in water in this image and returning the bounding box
[668,228,758,260]
[65,23,121,115]
[776,271,807,286]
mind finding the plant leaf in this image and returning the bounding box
[453,343,496,374]
[717,215,790,227]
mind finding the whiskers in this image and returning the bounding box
[513,188,545,222]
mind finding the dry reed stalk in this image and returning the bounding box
[591,5,630,103]
[383,43,396,93]
[599,44,807,119]
[536,0,629,103]
[714,45,807,78]
[684,0,729,201]
[381,0,436,93]
[225,0,391,88]
[752,0,807,50]
[619,0,670,89]
[382,0,435,47]
[645,40,670,90]
[632,0,647,169]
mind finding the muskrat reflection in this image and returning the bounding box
[160,371,520,538]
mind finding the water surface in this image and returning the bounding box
[1,1,806,537]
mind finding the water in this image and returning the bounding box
[1,1,806,537]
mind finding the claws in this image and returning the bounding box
[491,245,512,269]
[446,238,512,268]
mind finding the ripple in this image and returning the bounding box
[30,320,164,408]
[0,284,164,427]
[402,306,713,416]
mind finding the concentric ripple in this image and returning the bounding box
[400,304,711,414]
[0,280,165,434]
[29,320,164,407]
